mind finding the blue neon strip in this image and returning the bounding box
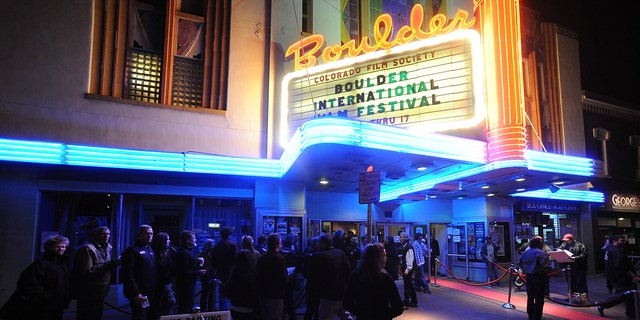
[184,153,281,177]
[0,118,601,203]
[525,150,595,176]
[66,145,185,172]
[296,118,487,163]
[510,188,604,203]
[0,138,64,164]
[379,160,528,201]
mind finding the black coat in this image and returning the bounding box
[0,252,71,320]
[343,268,404,320]
[308,247,351,300]
[120,241,157,300]
[225,250,259,309]
[255,250,288,299]
[211,238,237,282]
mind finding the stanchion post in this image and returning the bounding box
[634,290,639,320]
[566,264,573,304]
[431,258,440,287]
[502,265,516,310]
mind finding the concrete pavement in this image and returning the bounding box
[64,272,631,319]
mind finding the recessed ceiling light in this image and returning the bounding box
[516,188,525,192]
[481,185,490,189]
[319,177,328,185]
[487,193,495,197]
[516,177,526,182]
[413,162,430,171]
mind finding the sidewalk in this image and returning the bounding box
[65,272,630,319]
[396,272,628,320]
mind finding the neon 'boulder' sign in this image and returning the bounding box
[285,5,476,70]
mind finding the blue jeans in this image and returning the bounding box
[486,260,500,285]
[413,264,430,291]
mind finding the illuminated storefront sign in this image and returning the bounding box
[285,5,476,70]
[520,200,579,213]
[281,30,485,145]
[606,193,640,212]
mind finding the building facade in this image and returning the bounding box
[0,0,621,306]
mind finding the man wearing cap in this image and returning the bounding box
[557,233,589,299]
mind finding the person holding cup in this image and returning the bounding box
[175,230,207,314]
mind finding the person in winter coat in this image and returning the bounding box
[120,225,157,320]
[72,226,120,320]
[174,230,207,314]
[225,235,261,319]
[0,235,72,320]
[344,242,404,320]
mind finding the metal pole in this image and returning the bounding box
[566,264,573,304]
[502,265,516,309]
[634,290,639,320]
[431,258,440,287]
[367,203,373,244]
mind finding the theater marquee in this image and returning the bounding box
[280,30,485,145]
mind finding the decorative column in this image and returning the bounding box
[476,0,527,162]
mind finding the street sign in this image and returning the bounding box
[359,170,381,204]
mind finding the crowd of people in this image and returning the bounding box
[0,226,445,320]
[513,232,640,320]
[11,223,640,320]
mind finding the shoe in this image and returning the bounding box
[407,302,418,307]
[596,305,604,316]
[425,290,432,294]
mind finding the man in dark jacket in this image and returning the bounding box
[557,233,589,297]
[255,233,288,320]
[211,225,237,311]
[481,236,502,287]
[308,233,352,320]
[121,225,157,320]
[429,234,440,277]
[597,235,640,317]
[73,226,121,320]
[174,230,206,314]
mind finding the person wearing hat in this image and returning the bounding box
[556,233,589,300]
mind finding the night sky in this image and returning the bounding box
[521,0,640,108]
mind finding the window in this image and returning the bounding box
[301,0,313,35]
[89,0,231,111]
[341,0,431,45]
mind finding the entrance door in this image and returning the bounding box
[428,223,447,278]
[374,223,409,243]
[446,223,470,280]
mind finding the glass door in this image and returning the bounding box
[446,224,470,280]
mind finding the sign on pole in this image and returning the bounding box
[359,170,381,204]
